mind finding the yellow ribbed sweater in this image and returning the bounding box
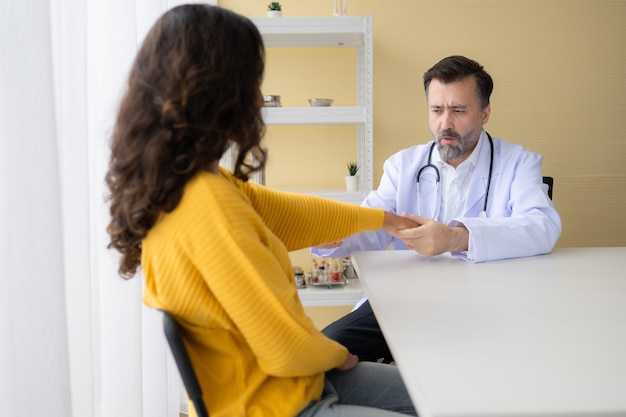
[142,168,384,417]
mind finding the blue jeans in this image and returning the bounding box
[295,361,417,417]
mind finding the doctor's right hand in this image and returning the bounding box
[395,213,469,256]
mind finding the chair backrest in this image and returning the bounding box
[542,176,554,200]
[163,311,210,417]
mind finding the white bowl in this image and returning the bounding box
[308,98,334,107]
[263,95,281,107]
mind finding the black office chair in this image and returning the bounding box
[163,311,210,417]
[542,176,554,200]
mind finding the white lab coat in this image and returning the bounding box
[313,131,562,263]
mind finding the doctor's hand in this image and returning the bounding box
[394,213,469,256]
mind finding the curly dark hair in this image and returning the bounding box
[105,4,266,278]
[423,55,494,110]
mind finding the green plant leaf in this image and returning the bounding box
[347,161,360,176]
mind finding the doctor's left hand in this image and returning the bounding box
[394,213,469,256]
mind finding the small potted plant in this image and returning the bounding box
[345,161,360,192]
[267,2,282,17]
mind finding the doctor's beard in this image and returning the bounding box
[435,127,482,162]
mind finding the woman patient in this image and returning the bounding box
[105,4,417,417]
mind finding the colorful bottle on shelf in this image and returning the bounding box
[330,261,341,282]
[318,261,327,283]
[311,258,319,283]
[342,258,357,279]
[293,266,305,287]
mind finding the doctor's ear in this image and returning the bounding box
[481,104,491,124]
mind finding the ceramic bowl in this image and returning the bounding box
[308,98,334,107]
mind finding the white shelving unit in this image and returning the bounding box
[251,16,374,204]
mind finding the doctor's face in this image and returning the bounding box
[427,77,490,166]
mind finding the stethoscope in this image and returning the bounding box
[416,132,494,218]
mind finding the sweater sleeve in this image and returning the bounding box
[225,169,384,251]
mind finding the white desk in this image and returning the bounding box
[351,247,626,417]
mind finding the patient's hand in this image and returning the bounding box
[383,211,421,237]
[337,353,359,371]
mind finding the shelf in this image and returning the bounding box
[250,17,366,47]
[273,187,366,205]
[250,15,374,198]
[250,16,372,307]
[262,106,365,125]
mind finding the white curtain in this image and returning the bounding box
[1,0,215,416]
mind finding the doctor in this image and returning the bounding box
[313,55,562,363]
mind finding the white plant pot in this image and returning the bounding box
[345,175,359,193]
[267,10,282,17]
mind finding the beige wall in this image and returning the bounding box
[220,0,626,324]
[303,305,354,330]
[221,0,626,249]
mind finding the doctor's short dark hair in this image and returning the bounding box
[423,55,494,110]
